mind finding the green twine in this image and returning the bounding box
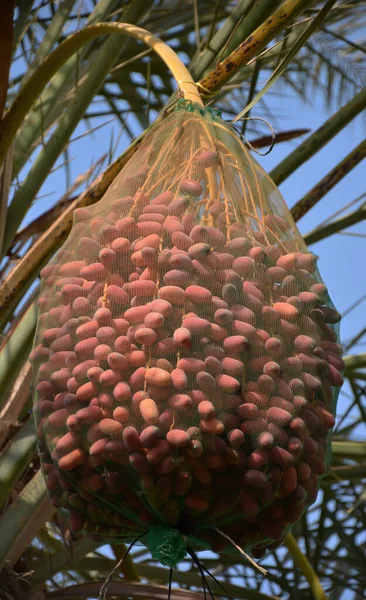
[174,98,222,119]
[147,526,187,568]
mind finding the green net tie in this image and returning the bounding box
[147,526,187,568]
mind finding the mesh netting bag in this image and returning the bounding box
[31,100,344,564]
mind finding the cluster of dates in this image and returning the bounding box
[32,148,343,557]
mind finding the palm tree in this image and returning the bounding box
[0,1,365,599]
